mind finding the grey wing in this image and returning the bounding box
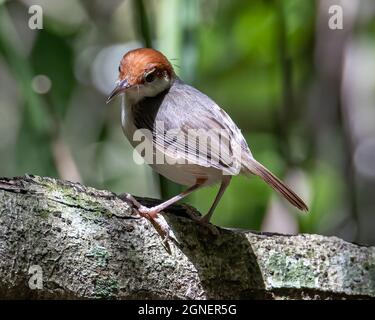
[133,79,251,175]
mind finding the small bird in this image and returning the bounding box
[107,48,308,226]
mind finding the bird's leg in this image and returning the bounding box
[138,180,205,218]
[119,180,206,219]
[180,177,231,236]
[200,176,231,224]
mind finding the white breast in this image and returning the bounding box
[121,95,137,145]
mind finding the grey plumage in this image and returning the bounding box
[132,77,251,176]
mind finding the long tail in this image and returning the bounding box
[243,158,308,212]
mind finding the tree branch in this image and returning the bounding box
[0,175,373,299]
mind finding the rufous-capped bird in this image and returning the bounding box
[107,48,308,227]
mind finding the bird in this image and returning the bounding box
[107,48,308,227]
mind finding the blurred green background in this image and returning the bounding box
[0,0,374,244]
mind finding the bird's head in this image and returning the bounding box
[106,48,174,104]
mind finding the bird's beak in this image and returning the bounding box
[106,79,131,104]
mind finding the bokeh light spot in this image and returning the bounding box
[31,74,52,94]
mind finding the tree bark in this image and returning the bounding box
[0,175,374,299]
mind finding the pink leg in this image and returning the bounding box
[126,179,206,219]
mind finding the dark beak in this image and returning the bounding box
[106,79,131,104]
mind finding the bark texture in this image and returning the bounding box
[0,175,374,299]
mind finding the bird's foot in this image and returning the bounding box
[181,203,201,220]
[119,193,157,219]
[183,205,219,236]
[118,193,174,251]
[137,205,159,220]
[198,219,220,236]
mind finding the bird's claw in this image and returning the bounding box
[147,213,176,254]
[118,193,174,252]
[183,205,219,236]
[120,193,143,210]
[182,204,202,220]
[199,221,220,236]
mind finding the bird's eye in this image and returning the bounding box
[145,72,155,83]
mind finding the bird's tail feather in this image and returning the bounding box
[243,159,308,212]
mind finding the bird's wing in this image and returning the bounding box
[133,79,252,175]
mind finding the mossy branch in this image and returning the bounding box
[0,175,374,299]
